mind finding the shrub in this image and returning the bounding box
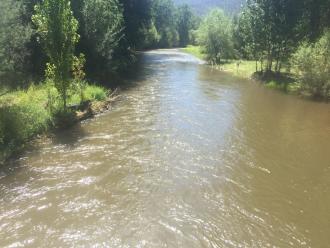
[0,87,51,161]
[32,0,80,108]
[196,9,234,64]
[291,31,330,98]
[0,0,33,86]
[0,82,108,161]
[84,85,107,101]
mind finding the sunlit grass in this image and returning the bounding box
[220,60,256,79]
[0,82,108,162]
[181,45,206,60]
[181,45,303,97]
[181,46,256,79]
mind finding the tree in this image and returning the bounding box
[235,0,302,73]
[32,0,80,108]
[152,0,179,48]
[119,0,154,49]
[82,0,124,69]
[177,4,194,47]
[301,0,330,41]
[0,0,33,86]
[196,9,234,64]
[291,30,330,98]
[234,7,258,70]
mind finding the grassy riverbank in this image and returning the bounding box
[181,46,257,78]
[181,45,205,60]
[181,45,301,94]
[0,83,108,163]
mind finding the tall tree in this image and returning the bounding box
[236,0,302,72]
[301,0,330,41]
[32,0,80,108]
[82,0,124,70]
[120,0,153,49]
[177,4,194,47]
[152,0,179,48]
[197,9,234,64]
[0,0,33,86]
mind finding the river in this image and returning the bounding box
[1,50,330,247]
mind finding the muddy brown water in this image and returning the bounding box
[1,50,330,247]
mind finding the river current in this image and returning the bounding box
[1,50,330,247]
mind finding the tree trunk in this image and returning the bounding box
[63,89,67,110]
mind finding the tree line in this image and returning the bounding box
[0,0,200,161]
[0,0,198,93]
[195,0,330,98]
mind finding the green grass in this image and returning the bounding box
[220,60,256,79]
[181,45,206,60]
[84,85,107,101]
[181,46,256,79]
[0,82,108,163]
[68,84,108,105]
[181,45,302,94]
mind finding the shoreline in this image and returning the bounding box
[180,46,329,102]
[0,90,121,165]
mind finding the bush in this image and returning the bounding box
[84,85,107,101]
[291,31,330,99]
[0,82,108,162]
[0,87,51,161]
[196,9,234,64]
[0,0,33,86]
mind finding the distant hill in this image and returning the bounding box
[173,0,244,15]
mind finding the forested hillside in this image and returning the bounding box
[173,0,244,14]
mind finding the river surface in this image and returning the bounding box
[1,50,330,247]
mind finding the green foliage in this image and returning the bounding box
[0,85,51,160]
[233,5,264,64]
[119,0,153,49]
[139,22,161,49]
[181,45,205,60]
[32,0,80,108]
[233,0,330,73]
[72,54,87,102]
[177,4,194,47]
[0,81,107,161]
[83,0,124,62]
[84,85,107,101]
[172,0,244,15]
[152,0,179,48]
[301,0,330,41]
[0,0,33,86]
[196,9,234,64]
[291,31,330,98]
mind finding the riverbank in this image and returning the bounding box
[0,83,117,164]
[1,50,329,247]
[181,46,302,95]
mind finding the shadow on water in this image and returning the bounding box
[0,52,153,177]
[1,49,330,247]
[97,53,157,91]
[0,122,87,180]
[51,123,86,147]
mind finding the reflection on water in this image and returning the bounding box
[1,49,330,247]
